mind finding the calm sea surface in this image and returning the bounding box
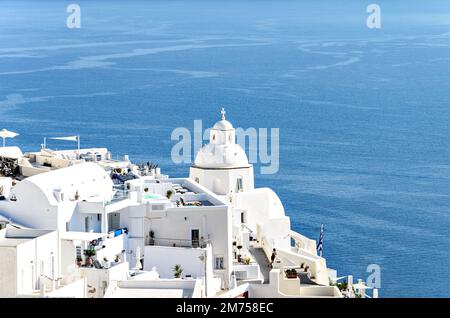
[1,0,450,297]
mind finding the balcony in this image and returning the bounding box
[145,237,209,249]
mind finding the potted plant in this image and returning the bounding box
[76,256,83,267]
[336,281,348,292]
[237,245,243,262]
[149,230,155,245]
[285,269,298,279]
[103,256,110,269]
[173,264,183,279]
[83,248,96,267]
[166,190,174,199]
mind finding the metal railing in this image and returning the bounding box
[146,237,209,248]
[333,275,379,298]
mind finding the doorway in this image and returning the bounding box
[191,229,200,248]
[108,213,120,231]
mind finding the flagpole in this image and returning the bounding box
[77,135,80,150]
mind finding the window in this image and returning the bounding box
[76,246,82,259]
[191,229,200,248]
[152,204,164,211]
[215,256,225,270]
[212,134,216,141]
[85,216,90,232]
[236,177,244,193]
[241,212,246,224]
[195,177,199,183]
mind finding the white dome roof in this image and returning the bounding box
[213,119,234,131]
[194,144,249,168]
[193,107,251,169]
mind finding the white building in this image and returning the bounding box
[0,229,59,297]
[189,110,330,287]
[108,177,232,296]
[0,162,114,232]
[18,147,130,177]
[0,227,130,298]
[0,110,375,298]
[190,109,254,195]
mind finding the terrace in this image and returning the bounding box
[123,177,225,208]
[145,236,209,249]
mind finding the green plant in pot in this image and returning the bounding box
[336,281,348,291]
[83,248,96,267]
[173,264,183,279]
[285,268,298,279]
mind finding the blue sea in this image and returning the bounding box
[1,0,450,297]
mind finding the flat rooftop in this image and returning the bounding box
[60,231,104,242]
[164,178,228,207]
[0,229,53,247]
[105,288,191,298]
[105,278,197,298]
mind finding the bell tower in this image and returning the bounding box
[189,108,254,195]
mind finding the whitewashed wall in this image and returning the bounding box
[0,181,58,229]
[189,166,254,195]
[144,245,206,278]
[0,246,17,297]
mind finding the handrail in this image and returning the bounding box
[241,223,254,234]
[147,237,210,248]
[40,274,63,282]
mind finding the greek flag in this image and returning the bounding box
[317,224,324,257]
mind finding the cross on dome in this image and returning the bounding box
[221,107,226,120]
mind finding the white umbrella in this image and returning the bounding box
[134,246,142,270]
[0,129,19,147]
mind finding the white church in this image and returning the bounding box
[190,108,254,195]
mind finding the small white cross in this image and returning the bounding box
[220,107,226,120]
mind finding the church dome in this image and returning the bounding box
[193,107,251,169]
[194,143,249,168]
[213,119,233,131]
